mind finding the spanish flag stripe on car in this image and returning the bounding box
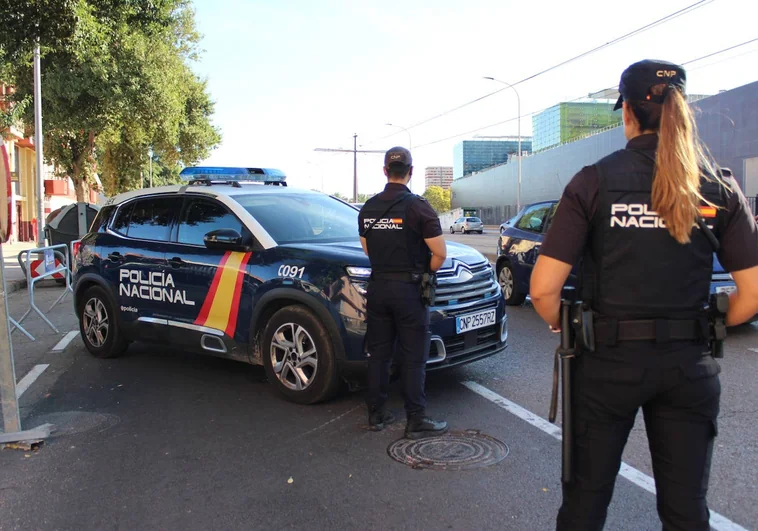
[195,251,253,336]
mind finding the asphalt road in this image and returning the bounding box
[2,292,756,530]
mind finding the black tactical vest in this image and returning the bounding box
[361,192,430,274]
[580,147,728,320]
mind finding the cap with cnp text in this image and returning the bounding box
[613,59,686,111]
[384,146,412,168]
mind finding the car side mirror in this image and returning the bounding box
[203,229,250,252]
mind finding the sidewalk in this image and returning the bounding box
[1,281,81,433]
[2,241,53,294]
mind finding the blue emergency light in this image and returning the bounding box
[179,166,287,185]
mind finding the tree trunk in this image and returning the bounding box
[73,167,86,202]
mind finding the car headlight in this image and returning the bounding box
[346,266,371,295]
[346,266,371,278]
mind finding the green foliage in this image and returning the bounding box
[332,192,349,201]
[0,0,220,199]
[422,186,451,213]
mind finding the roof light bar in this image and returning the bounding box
[179,166,287,183]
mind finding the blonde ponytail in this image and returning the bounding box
[651,88,711,244]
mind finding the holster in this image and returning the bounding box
[421,273,437,307]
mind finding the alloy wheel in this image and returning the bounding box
[270,323,318,391]
[83,297,109,348]
[498,267,514,300]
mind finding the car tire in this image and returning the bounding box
[478,230,483,234]
[262,305,339,405]
[498,262,526,305]
[450,226,455,234]
[78,285,129,358]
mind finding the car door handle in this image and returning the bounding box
[107,252,123,263]
[168,257,184,268]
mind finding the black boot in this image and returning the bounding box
[405,415,448,439]
[368,408,396,431]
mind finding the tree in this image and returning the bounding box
[423,186,451,213]
[332,192,349,202]
[356,193,376,203]
[0,0,220,200]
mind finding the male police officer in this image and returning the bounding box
[358,147,448,439]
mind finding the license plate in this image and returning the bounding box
[716,285,736,294]
[456,309,497,334]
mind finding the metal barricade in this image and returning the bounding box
[10,244,72,340]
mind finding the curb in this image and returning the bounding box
[5,278,60,295]
[6,278,27,294]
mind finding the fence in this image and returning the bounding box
[10,243,74,341]
[472,205,517,226]
[748,196,757,216]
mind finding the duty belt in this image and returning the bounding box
[370,271,423,283]
[594,317,707,345]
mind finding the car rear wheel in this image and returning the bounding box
[262,305,339,404]
[450,226,455,234]
[78,285,129,358]
[498,262,526,305]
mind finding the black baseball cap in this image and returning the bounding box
[613,59,686,111]
[384,146,412,167]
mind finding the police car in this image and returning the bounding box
[73,167,508,404]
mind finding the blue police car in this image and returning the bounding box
[496,199,742,308]
[73,167,508,404]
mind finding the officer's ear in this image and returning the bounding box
[383,166,389,178]
[408,166,413,178]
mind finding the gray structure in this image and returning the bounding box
[451,80,758,225]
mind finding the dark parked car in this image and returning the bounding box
[495,200,741,309]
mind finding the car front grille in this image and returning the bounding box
[434,261,499,307]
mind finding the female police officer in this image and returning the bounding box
[530,59,758,530]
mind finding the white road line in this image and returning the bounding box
[461,381,750,531]
[15,364,50,398]
[52,330,79,352]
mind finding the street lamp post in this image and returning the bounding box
[483,77,521,213]
[385,123,412,150]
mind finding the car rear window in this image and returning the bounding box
[467,217,481,222]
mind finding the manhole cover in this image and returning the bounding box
[387,430,509,470]
[30,411,121,437]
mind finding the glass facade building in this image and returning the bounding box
[532,102,621,152]
[453,138,533,179]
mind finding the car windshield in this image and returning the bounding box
[234,192,358,244]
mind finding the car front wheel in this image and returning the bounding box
[262,305,339,404]
[498,262,526,305]
[78,285,129,358]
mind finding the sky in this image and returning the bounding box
[188,0,758,198]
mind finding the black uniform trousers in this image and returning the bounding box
[556,343,721,531]
[365,279,431,417]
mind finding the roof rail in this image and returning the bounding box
[179,166,287,187]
